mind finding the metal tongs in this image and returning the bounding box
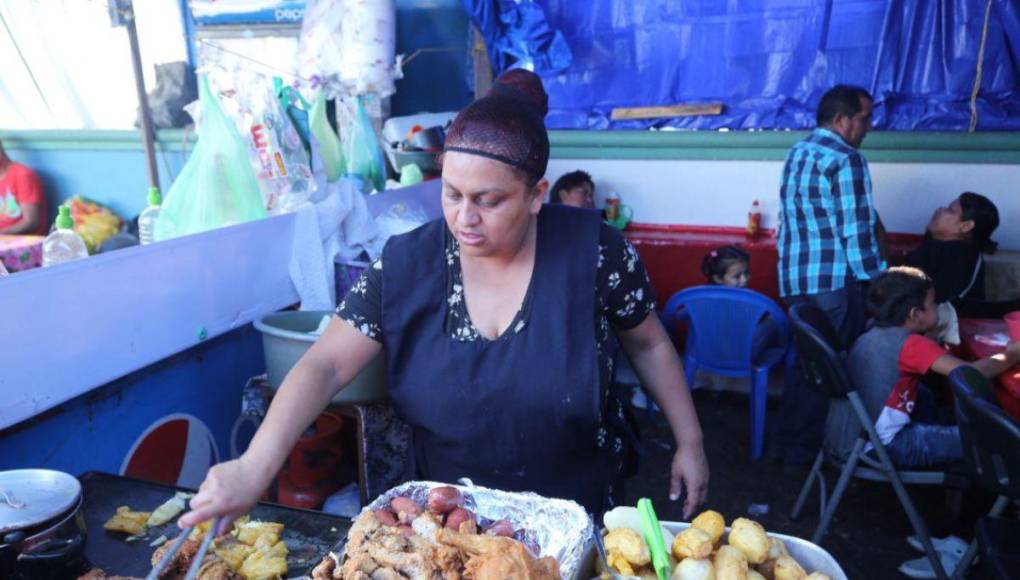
[145,517,221,580]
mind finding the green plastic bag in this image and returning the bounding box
[345,96,387,193]
[155,76,267,241]
[310,91,345,182]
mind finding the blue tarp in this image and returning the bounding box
[464,0,1020,131]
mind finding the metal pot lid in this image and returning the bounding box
[0,469,82,534]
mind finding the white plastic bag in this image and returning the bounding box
[296,0,401,98]
[212,69,316,213]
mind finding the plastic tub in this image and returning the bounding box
[254,310,387,404]
[579,521,847,580]
[1005,310,1020,341]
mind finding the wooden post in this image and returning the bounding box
[471,25,493,99]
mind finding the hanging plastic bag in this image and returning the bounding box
[154,76,267,241]
[310,91,345,183]
[296,0,401,99]
[343,96,387,192]
[276,77,313,150]
[229,72,315,214]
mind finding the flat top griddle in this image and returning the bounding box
[80,472,351,578]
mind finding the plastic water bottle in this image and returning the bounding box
[42,206,88,267]
[138,186,162,245]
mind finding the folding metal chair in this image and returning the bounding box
[949,367,1020,579]
[787,304,967,580]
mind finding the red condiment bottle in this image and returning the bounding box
[747,199,762,238]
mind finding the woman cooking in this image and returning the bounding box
[180,72,708,531]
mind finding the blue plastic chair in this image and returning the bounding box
[663,286,791,459]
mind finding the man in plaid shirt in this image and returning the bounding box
[775,85,888,466]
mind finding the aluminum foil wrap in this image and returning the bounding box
[359,480,593,579]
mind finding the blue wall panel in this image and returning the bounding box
[0,326,264,487]
[5,146,189,226]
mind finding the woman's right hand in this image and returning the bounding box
[178,454,272,535]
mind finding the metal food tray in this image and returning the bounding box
[319,480,593,579]
[578,521,847,580]
[79,472,352,578]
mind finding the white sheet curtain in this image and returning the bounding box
[0,0,187,129]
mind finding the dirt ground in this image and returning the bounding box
[621,389,1001,579]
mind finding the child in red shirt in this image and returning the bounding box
[828,267,1020,468]
[0,140,48,236]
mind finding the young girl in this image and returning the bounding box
[701,245,783,364]
[701,245,751,288]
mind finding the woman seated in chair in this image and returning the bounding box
[826,267,1020,469]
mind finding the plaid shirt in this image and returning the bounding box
[778,128,887,297]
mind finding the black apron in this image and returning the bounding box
[381,204,609,512]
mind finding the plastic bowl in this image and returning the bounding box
[254,310,387,404]
[1005,311,1020,342]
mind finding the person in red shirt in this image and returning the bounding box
[827,267,1020,469]
[0,139,48,236]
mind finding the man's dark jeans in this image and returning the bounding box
[775,281,866,465]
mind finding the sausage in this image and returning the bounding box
[390,497,423,524]
[374,509,398,526]
[444,507,476,531]
[426,486,464,515]
[484,519,515,537]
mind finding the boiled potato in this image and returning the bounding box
[239,549,287,580]
[604,506,675,549]
[757,537,790,579]
[729,518,770,564]
[444,507,476,531]
[605,528,651,566]
[390,497,423,524]
[672,527,714,560]
[767,537,789,560]
[756,561,777,580]
[805,574,831,580]
[427,486,464,515]
[748,572,766,580]
[213,538,254,570]
[253,535,288,558]
[607,551,636,576]
[773,555,807,580]
[671,558,715,580]
[714,545,748,580]
[691,510,726,545]
[237,521,284,546]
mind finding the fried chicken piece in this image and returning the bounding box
[194,553,243,580]
[311,553,342,580]
[151,538,202,577]
[149,539,242,580]
[434,544,466,580]
[436,529,560,580]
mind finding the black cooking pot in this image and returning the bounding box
[0,469,88,580]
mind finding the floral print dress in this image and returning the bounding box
[338,222,657,494]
